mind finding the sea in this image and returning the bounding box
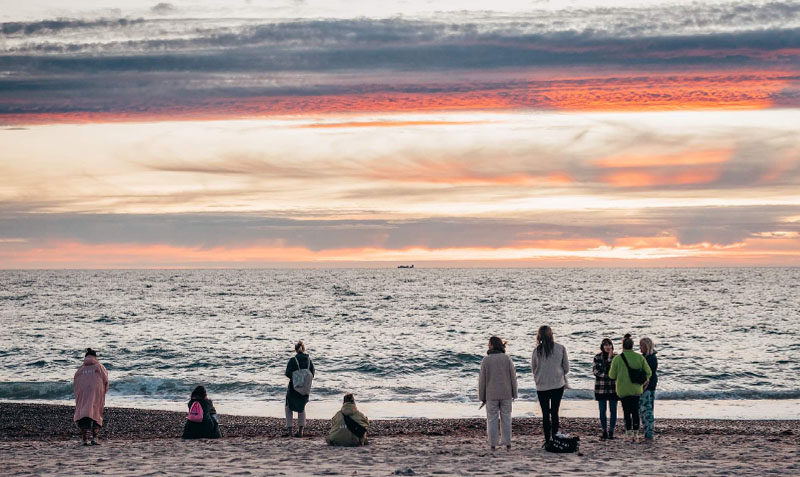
[1,268,798,420]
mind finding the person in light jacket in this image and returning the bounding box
[73,348,109,446]
[609,333,652,443]
[326,393,370,446]
[478,336,518,450]
[285,340,315,437]
[531,325,569,446]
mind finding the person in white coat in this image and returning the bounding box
[478,336,518,450]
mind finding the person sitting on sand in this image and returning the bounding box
[639,337,658,440]
[478,335,518,451]
[609,333,652,443]
[593,338,619,439]
[73,348,109,446]
[326,393,370,446]
[181,385,221,439]
[531,325,569,447]
[285,340,315,437]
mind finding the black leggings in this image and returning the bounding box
[536,386,564,441]
[621,396,641,431]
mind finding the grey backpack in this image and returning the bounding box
[292,357,313,395]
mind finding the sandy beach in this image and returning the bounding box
[1,402,798,476]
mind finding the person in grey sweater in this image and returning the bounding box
[531,325,569,445]
[478,336,518,450]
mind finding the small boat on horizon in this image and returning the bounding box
[397,264,414,268]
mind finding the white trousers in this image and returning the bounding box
[486,399,512,447]
[285,406,306,428]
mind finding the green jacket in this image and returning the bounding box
[608,350,652,398]
[326,403,369,447]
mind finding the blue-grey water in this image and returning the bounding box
[0,269,798,406]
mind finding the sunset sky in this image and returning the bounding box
[1,0,799,267]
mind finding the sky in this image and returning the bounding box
[1,0,799,267]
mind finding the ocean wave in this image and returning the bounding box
[3,378,798,403]
[0,378,290,401]
[0,381,74,400]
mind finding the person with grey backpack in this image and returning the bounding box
[284,340,315,437]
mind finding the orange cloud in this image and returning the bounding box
[601,165,721,187]
[592,148,732,187]
[2,71,795,125]
[2,234,798,268]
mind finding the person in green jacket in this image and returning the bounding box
[326,393,370,446]
[608,333,652,443]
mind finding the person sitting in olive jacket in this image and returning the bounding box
[326,393,369,447]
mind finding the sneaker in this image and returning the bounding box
[82,440,90,446]
[90,438,100,446]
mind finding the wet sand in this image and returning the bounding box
[1,402,798,476]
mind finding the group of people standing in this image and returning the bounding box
[479,326,658,450]
[72,330,658,449]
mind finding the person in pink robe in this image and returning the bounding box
[73,348,109,445]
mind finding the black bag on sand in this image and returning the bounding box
[343,414,367,439]
[620,353,647,385]
[545,434,579,453]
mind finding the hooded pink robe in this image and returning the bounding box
[73,355,109,426]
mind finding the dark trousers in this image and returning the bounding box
[598,398,618,432]
[536,386,564,441]
[621,395,641,431]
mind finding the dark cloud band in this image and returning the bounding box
[1,208,798,250]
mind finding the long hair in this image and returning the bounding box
[623,333,634,350]
[488,336,506,353]
[600,338,613,359]
[640,337,655,355]
[536,325,555,358]
[191,385,207,399]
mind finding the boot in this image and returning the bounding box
[625,430,633,442]
[633,430,640,443]
[294,426,304,438]
[608,430,615,440]
[601,430,608,439]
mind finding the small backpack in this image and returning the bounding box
[292,357,314,396]
[545,433,579,453]
[187,400,204,422]
[620,353,647,385]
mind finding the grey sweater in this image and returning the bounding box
[478,351,519,402]
[531,342,569,392]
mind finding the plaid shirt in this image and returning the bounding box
[593,353,618,399]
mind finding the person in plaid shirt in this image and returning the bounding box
[593,338,619,439]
